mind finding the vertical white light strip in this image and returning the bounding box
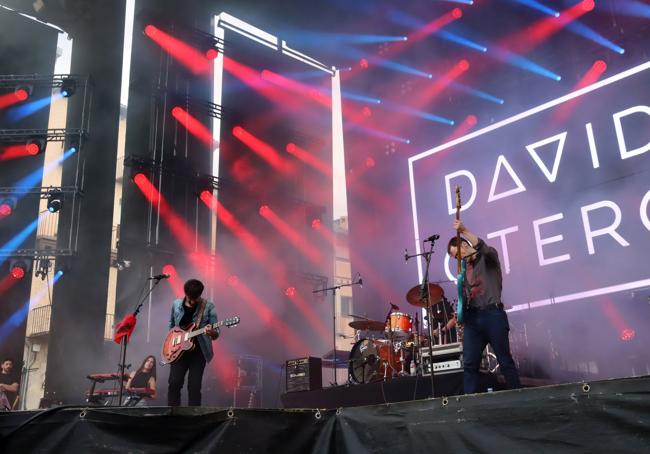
[408,160,424,284]
[119,0,135,107]
[331,70,348,220]
[210,20,225,260]
[104,0,135,343]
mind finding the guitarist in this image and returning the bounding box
[167,279,219,406]
[447,220,520,394]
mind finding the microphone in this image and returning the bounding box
[404,249,409,263]
[390,302,400,311]
[357,273,363,288]
[424,234,440,243]
[148,273,171,280]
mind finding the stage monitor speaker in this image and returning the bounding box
[286,357,322,392]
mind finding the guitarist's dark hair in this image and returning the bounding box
[184,279,204,299]
[447,236,472,256]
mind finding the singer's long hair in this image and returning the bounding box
[136,355,157,379]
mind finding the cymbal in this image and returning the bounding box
[348,320,385,331]
[348,314,370,320]
[406,283,444,308]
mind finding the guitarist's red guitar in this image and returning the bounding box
[161,316,240,365]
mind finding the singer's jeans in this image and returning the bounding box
[168,345,206,406]
[462,306,521,393]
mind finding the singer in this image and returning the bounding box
[167,279,219,406]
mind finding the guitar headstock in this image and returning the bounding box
[224,316,240,327]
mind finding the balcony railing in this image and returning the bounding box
[104,313,114,341]
[27,305,51,337]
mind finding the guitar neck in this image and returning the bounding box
[455,186,462,274]
[187,320,223,339]
[455,213,462,274]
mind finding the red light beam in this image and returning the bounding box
[144,25,211,75]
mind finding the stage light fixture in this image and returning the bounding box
[582,0,595,12]
[620,328,635,342]
[9,259,30,280]
[593,59,607,72]
[204,44,219,60]
[26,138,46,156]
[311,219,321,229]
[259,205,270,216]
[60,77,76,97]
[0,197,17,217]
[285,287,296,297]
[34,258,51,280]
[46,190,64,213]
[14,88,29,101]
[132,172,148,185]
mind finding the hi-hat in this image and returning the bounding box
[406,283,444,308]
[348,320,385,331]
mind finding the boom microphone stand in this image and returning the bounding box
[114,275,165,405]
[313,274,363,386]
[404,237,438,397]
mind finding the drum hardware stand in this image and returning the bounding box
[404,237,438,397]
[313,274,363,386]
[114,275,164,405]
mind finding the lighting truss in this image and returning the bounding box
[0,128,88,144]
[0,74,88,89]
[124,155,220,190]
[0,248,75,259]
[155,89,222,119]
[0,186,81,198]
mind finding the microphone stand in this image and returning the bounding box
[116,276,164,405]
[313,276,363,386]
[405,238,437,398]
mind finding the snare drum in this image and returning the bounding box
[384,312,413,340]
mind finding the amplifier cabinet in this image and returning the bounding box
[286,357,322,392]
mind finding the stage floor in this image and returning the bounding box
[281,370,502,408]
[1,375,649,453]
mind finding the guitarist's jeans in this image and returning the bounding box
[168,346,207,406]
[463,307,521,394]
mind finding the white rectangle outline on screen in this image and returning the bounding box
[407,60,650,312]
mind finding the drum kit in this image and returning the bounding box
[347,282,457,384]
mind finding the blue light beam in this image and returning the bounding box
[380,100,455,125]
[0,270,63,343]
[490,46,562,81]
[566,21,625,54]
[512,0,560,17]
[437,30,488,52]
[349,124,411,144]
[0,213,49,266]
[617,0,650,18]
[13,146,77,198]
[6,92,64,123]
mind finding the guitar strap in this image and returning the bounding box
[195,298,207,330]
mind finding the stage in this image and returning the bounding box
[281,371,502,408]
[1,375,649,453]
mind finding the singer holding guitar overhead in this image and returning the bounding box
[167,279,219,406]
[447,220,520,394]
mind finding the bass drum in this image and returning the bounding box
[348,339,401,384]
